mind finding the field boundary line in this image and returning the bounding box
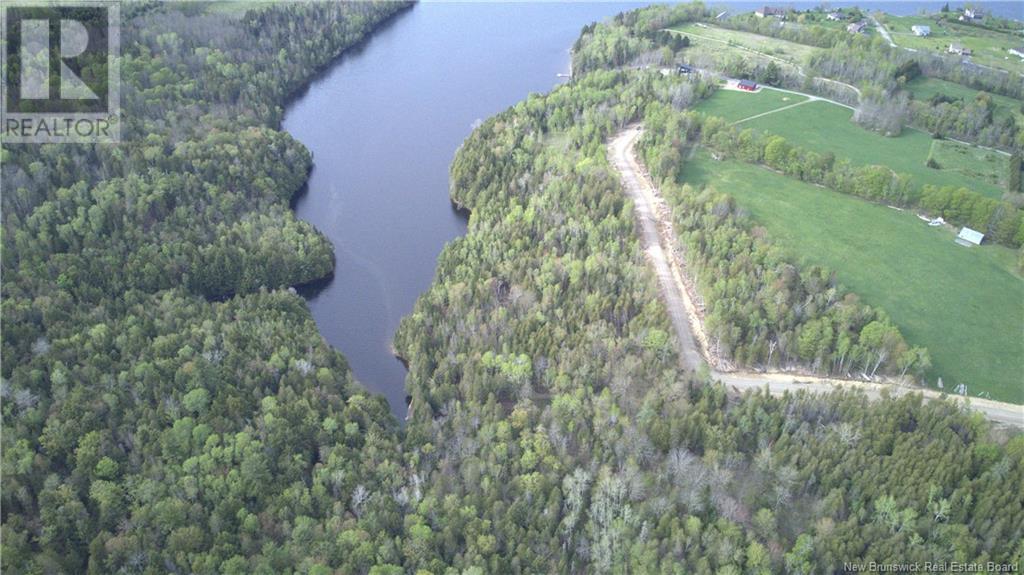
[733,98,813,125]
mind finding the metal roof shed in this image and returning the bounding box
[956,227,984,246]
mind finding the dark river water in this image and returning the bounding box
[283,0,1021,420]
[284,2,642,417]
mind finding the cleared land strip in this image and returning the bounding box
[732,97,813,125]
[609,126,1024,427]
[666,27,861,99]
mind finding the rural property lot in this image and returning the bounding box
[879,13,1024,75]
[695,90,1010,199]
[679,149,1024,404]
[905,76,1024,123]
[670,23,819,68]
[695,88,808,122]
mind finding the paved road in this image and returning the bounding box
[610,126,1024,428]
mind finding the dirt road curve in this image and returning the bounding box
[609,126,1024,428]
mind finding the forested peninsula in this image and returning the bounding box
[2,3,412,572]
[3,2,1022,574]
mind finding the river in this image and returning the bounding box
[282,0,1021,420]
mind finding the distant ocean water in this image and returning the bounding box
[706,1,1022,20]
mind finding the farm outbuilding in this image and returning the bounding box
[911,25,931,36]
[737,79,758,91]
[956,227,984,246]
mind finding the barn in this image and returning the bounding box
[737,79,758,91]
[956,227,984,247]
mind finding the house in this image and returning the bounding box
[677,64,694,75]
[960,7,983,20]
[847,21,868,34]
[755,6,785,18]
[827,11,846,21]
[1009,47,1024,59]
[911,25,931,36]
[956,227,984,246]
[737,79,758,91]
[948,43,972,56]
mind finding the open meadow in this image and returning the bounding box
[679,149,1024,403]
[694,89,1011,199]
[905,76,1024,123]
[670,23,820,68]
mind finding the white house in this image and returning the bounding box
[956,227,984,246]
[948,43,973,56]
[911,25,931,36]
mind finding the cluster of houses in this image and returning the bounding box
[825,10,870,34]
[754,6,786,19]
[958,7,983,22]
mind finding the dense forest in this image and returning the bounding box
[394,64,1022,571]
[3,2,1022,574]
[2,3,412,573]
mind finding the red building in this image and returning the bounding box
[737,79,758,91]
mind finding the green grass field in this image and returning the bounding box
[904,77,1024,123]
[695,91,1010,199]
[694,89,808,122]
[879,13,1024,75]
[679,150,1024,403]
[670,23,820,68]
[927,139,1010,190]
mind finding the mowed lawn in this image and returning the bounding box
[695,93,1009,199]
[904,77,1024,123]
[679,150,1024,403]
[695,89,807,122]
